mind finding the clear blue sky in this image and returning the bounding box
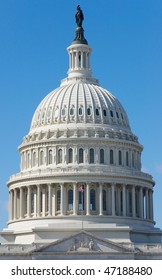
[0,0,162,232]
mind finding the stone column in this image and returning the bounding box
[99,183,103,216]
[76,52,79,68]
[48,183,52,216]
[107,187,111,215]
[52,187,56,216]
[86,183,90,215]
[81,51,84,68]
[42,187,46,217]
[37,184,41,217]
[132,185,136,217]
[20,187,23,219]
[9,190,13,221]
[145,188,149,219]
[73,183,77,215]
[122,184,126,216]
[14,189,17,220]
[139,187,144,218]
[27,186,31,218]
[117,186,121,216]
[150,190,154,221]
[111,183,115,216]
[34,188,37,217]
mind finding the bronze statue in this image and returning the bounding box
[75,5,84,27]
[72,5,88,45]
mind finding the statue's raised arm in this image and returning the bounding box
[75,5,84,27]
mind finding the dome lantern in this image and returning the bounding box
[61,6,98,86]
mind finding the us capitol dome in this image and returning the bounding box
[1,6,162,259]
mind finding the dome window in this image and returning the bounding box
[79,148,84,163]
[68,148,73,163]
[118,150,122,165]
[55,107,59,118]
[116,112,119,118]
[126,151,129,166]
[79,107,83,115]
[96,108,99,116]
[100,149,104,164]
[103,190,107,211]
[40,150,44,165]
[58,149,63,164]
[57,190,61,211]
[70,108,74,115]
[41,111,45,122]
[33,152,36,167]
[110,110,114,117]
[89,148,94,164]
[48,150,53,165]
[62,108,66,116]
[121,113,124,120]
[68,190,73,210]
[103,109,107,117]
[87,108,91,116]
[110,149,114,164]
[90,189,96,210]
[47,109,51,119]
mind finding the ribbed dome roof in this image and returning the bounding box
[30,82,131,133]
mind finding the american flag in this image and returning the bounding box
[78,184,85,192]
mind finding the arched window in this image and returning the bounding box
[126,151,129,166]
[33,152,36,167]
[90,189,96,210]
[103,190,107,211]
[68,190,73,210]
[58,149,62,164]
[70,108,74,115]
[103,109,107,117]
[100,149,104,164]
[57,190,61,211]
[79,107,83,115]
[119,150,122,165]
[62,108,66,116]
[40,150,44,165]
[110,110,114,117]
[89,148,94,164]
[132,152,135,168]
[96,108,99,116]
[68,148,73,163]
[48,150,52,165]
[79,148,84,163]
[87,108,91,116]
[110,149,114,164]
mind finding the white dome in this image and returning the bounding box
[30,83,131,134]
[2,9,159,249]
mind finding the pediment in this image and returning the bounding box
[33,231,133,254]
